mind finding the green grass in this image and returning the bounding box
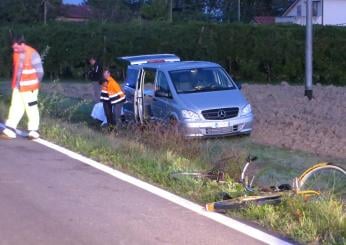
[236,195,346,245]
[38,118,245,203]
[0,89,345,244]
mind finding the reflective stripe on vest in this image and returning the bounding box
[100,85,109,101]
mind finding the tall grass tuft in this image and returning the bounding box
[239,195,346,244]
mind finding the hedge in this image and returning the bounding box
[0,22,346,85]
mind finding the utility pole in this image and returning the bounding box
[238,0,241,22]
[42,0,50,25]
[168,0,173,23]
[44,0,47,25]
[305,0,313,100]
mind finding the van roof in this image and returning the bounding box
[128,61,220,71]
[119,54,180,65]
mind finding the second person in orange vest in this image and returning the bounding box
[100,70,126,127]
[1,35,44,140]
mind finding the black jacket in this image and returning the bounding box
[88,62,103,82]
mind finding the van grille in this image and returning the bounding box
[202,108,239,120]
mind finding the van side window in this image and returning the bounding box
[217,69,235,88]
[156,71,171,95]
[125,68,139,88]
[143,69,156,91]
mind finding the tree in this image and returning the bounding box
[83,0,296,23]
[140,0,169,21]
[202,0,296,23]
[0,0,62,24]
[272,0,296,15]
[86,0,137,22]
[167,0,207,22]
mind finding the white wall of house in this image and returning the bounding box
[324,0,346,26]
[277,0,346,26]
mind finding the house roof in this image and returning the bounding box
[59,4,92,20]
[282,0,300,16]
[253,16,275,25]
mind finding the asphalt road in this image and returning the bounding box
[0,138,268,245]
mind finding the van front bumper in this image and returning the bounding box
[180,114,253,137]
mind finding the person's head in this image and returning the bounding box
[103,70,111,79]
[89,57,96,65]
[11,35,26,53]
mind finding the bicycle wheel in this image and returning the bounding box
[206,193,283,212]
[297,163,346,198]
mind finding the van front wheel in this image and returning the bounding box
[241,131,251,137]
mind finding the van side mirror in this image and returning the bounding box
[155,90,172,98]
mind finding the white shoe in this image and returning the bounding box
[28,131,40,140]
[1,128,16,139]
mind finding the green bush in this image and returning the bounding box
[0,22,346,85]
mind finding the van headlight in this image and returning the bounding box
[182,110,200,120]
[240,104,252,116]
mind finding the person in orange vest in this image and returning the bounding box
[100,69,126,127]
[1,35,44,139]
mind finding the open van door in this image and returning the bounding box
[134,69,144,124]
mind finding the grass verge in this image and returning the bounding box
[0,91,345,244]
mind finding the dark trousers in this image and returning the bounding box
[103,101,116,126]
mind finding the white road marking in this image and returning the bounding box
[30,137,291,245]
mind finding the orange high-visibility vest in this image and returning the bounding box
[100,76,126,104]
[12,45,40,92]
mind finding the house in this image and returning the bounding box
[276,0,346,26]
[56,4,92,22]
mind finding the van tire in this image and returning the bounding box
[241,132,251,137]
[168,116,178,126]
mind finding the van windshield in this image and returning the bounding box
[169,68,236,94]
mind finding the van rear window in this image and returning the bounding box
[125,69,139,88]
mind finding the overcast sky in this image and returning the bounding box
[63,0,83,4]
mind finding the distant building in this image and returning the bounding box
[252,16,276,25]
[56,4,92,22]
[276,0,346,26]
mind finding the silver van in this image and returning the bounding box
[120,54,253,137]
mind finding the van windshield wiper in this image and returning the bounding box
[178,87,233,94]
[195,86,232,92]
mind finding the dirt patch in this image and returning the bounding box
[242,83,346,159]
[41,82,99,102]
[41,82,346,159]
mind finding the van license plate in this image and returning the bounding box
[215,121,228,128]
